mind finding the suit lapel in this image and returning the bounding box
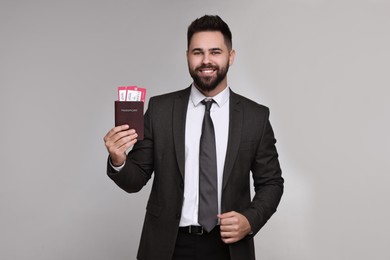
[172,87,191,180]
[222,91,243,190]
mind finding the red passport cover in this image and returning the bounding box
[115,101,144,140]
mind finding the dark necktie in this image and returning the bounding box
[198,98,218,232]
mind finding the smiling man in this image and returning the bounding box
[187,30,234,96]
[104,15,284,260]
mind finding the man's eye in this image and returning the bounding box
[211,51,221,55]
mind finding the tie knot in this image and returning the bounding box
[201,98,214,112]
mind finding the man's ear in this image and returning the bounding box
[229,49,236,66]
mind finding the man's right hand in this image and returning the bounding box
[103,125,138,167]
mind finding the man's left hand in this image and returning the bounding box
[218,211,252,244]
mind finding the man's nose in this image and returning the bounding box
[202,53,210,64]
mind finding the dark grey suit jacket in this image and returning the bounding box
[107,87,284,260]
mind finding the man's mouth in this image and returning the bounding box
[198,67,217,75]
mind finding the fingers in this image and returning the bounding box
[218,211,236,220]
[103,125,138,166]
[104,125,130,141]
[218,211,251,244]
[218,212,239,235]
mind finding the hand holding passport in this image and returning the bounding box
[115,86,146,140]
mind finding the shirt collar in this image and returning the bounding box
[190,84,230,108]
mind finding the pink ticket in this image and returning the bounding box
[117,86,146,102]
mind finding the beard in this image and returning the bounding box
[189,61,229,93]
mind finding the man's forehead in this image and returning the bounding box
[189,31,226,49]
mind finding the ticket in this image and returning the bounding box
[126,86,146,102]
[117,86,146,102]
[118,86,127,101]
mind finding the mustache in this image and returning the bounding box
[197,64,218,70]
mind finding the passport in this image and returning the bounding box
[115,101,144,140]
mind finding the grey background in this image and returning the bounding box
[1,0,389,259]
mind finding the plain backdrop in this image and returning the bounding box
[1,0,389,259]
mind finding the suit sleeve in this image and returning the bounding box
[241,109,284,235]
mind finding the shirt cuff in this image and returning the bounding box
[109,158,125,172]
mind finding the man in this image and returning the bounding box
[104,15,283,260]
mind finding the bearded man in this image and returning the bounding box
[104,15,284,260]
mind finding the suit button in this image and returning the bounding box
[176,213,181,219]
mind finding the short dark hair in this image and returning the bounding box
[187,15,232,50]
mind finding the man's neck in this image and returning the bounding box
[195,80,228,97]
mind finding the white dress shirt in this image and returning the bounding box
[179,85,230,227]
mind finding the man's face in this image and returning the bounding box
[187,31,235,94]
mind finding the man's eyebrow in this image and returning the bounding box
[190,48,204,52]
[190,47,223,52]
